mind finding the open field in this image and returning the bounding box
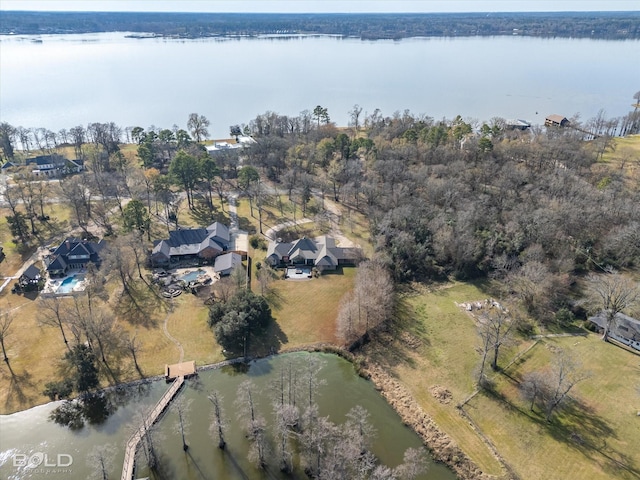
[362,281,640,480]
[263,267,356,348]
[466,335,640,480]
[597,134,640,185]
[363,281,506,476]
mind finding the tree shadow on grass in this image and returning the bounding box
[189,200,230,227]
[482,378,640,479]
[2,364,36,411]
[360,296,422,371]
[264,287,286,311]
[113,284,169,328]
[237,215,257,235]
[249,319,289,359]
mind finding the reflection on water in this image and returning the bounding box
[0,353,457,480]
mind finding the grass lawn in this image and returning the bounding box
[163,293,224,366]
[597,134,640,186]
[0,279,224,414]
[361,280,640,480]
[261,267,356,349]
[466,335,640,480]
[362,281,506,476]
[0,294,66,414]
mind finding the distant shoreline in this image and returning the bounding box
[2,11,639,40]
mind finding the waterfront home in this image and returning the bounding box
[44,237,105,277]
[151,222,230,266]
[266,235,361,272]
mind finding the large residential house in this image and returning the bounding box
[588,311,640,352]
[266,235,361,272]
[45,237,106,277]
[26,154,84,177]
[151,222,230,266]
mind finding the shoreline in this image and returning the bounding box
[2,344,510,480]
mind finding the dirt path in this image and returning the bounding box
[161,300,184,363]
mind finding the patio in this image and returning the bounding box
[285,266,313,280]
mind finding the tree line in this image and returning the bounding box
[2,11,639,40]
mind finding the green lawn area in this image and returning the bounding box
[362,281,506,476]
[466,335,640,480]
[362,280,640,480]
[598,134,640,187]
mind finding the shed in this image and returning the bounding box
[20,264,41,285]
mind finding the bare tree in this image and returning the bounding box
[478,306,517,371]
[87,443,115,480]
[394,448,429,480]
[256,264,276,296]
[336,261,394,347]
[520,370,547,412]
[587,268,640,341]
[173,397,192,451]
[124,332,143,376]
[37,296,72,351]
[349,104,364,136]
[0,312,14,362]
[208,390,227,449]
[542,352,590,421]
[187,113,210,142]
[237,380,268,468]
[59,175,92,234]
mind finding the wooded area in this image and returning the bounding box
[1,93,639,478]
[1,11,639,40]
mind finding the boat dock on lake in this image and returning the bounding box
[121,361,197,480]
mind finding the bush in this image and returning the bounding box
[43,379,74,401]
[250,235,268,250]
[555,308,575,326]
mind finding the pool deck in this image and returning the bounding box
[41,269,87,295]
[285,267,313,280]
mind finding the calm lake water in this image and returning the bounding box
[0,33,639,137]
[0,352,456,480]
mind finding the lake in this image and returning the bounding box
[0,33,638,138]
[0,352,456,480]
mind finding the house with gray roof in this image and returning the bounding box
[588,311,640,352]
[19,264,42,290]
[214,252,243,276]
[151,222,230,266]
[266,235,361,272]
[44,237,105,278]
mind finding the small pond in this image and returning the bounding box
[0,353,457,480]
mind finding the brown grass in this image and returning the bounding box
[264,267,357,347]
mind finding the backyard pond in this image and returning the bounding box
[0,353,457,480]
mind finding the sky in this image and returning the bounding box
[1,0,638,13]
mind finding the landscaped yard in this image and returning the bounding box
[262,267,356,348]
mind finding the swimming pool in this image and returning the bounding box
[56,274,85,294]
[180,269,206,283]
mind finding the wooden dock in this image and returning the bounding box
[165,360,197,380]
[121,375,185,480]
